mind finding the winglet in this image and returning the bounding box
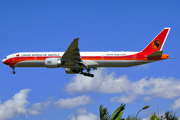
[142,28,171,54]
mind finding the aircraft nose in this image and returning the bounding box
[2,59,5,63]
[2,57,10,66]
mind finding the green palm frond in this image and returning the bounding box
[164,111,179,120]
[111,103,126,120]
[149,113,160,120]
[99,105,111,120]
[126,115,142,120]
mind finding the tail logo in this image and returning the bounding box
[152,40,162,49]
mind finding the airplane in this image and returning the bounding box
[2,28,170,77]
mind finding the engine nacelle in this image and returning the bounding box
[65,68,77,74]
[45,58,61,68]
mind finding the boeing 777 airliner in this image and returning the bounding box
[2,28,170,77]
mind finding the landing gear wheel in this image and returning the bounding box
[12,67,15,74]
[12,71,15,74]
[81,68,94,77]
[83,73,88,76]
[89,74,94,78]
[83,73,94,77]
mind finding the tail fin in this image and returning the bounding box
[142,28,171,54]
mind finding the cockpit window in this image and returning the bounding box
[4,57,7,59]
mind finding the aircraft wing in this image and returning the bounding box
[61,38,82,67]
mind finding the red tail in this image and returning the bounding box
[142,28,170,54]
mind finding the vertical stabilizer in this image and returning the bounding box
[142,28,170,54]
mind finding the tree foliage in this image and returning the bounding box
[99,105,111,120]
[149,111,179,120]
[99,103,126,120]
[149,113,162,120]
[164,111,179,120]
[111,103,126,120]
[126,115,142,120]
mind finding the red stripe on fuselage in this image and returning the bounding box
[4,52,167,68]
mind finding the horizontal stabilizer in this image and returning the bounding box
[148,51,163,58]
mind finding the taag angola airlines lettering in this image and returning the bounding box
[2,28,170,77]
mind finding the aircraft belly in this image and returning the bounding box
[15,60,45,67]
[94,60,155,67]
[14,60,156,68]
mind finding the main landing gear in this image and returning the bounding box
[72,68,94,77]
[82,68,94,77]
[82,72,94,77]
[12,67,15,74]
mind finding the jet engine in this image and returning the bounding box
[45,58,61,68]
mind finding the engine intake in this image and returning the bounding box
[45,58,61,68]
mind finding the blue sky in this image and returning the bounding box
[0,1,180,120]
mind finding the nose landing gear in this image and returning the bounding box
[12,67,15,74]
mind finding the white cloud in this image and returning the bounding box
[65,69,106,94]
[65,69,132,94]
[28,97,54,115]
[110,95,136,103]
[0,89,93,120]
[54,95,93,109]
[0,89,53,120]
[65,69,180,103]
[171,97,180,109]
[132,77,180,99]
[0,89,30,120]
[143,96,152,102]
[68,108,98,120]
